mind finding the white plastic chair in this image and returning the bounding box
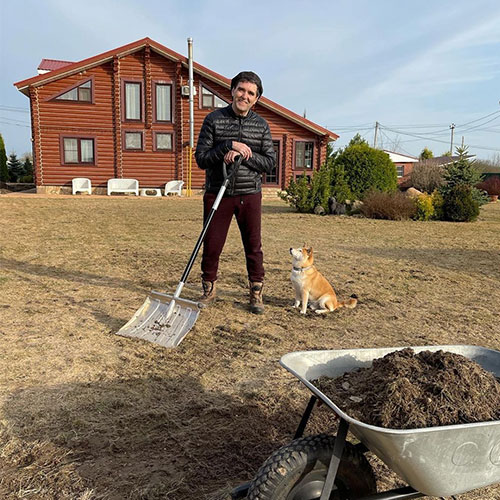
[72,177,92,195]
[164,180,184,196]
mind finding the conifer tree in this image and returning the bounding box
[0,134,8,183]
[7,152,23,182]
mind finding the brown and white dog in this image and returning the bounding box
[290,246,357,314]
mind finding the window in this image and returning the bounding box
[63,137,94,164]
[295,141,314,168]
[155,83,172,122]
[201,86,227,109]
[396,165,404,177]
[264,141,280,185]
[55,80,92,102]
[155,132,173,151]
[124,131,143,150]
[124,82,142,120]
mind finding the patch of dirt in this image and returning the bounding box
[314,348,500,429]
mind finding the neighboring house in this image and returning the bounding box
[476,162,500,181]
[397,154,476,189]
[383,150,419,184]
[14,37,338,194]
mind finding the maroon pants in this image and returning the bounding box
[201,192,264,283]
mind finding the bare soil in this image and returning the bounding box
[0,193,500,499]
[315,348,500,429]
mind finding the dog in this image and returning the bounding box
[290,245,357,314]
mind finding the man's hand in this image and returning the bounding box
[224,150,243,164]
[230,141,253,160]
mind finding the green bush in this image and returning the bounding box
[431,190,444,220]
[360,190,417,220]
[335,144,398,199]
[441,184,480,222]
[413,193,435,221]
[310,164,333,210]
[330,163,352,203]
[279,174,314,213]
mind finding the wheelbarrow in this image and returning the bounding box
[232,345,500,500]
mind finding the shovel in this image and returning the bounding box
[116,156,243,348]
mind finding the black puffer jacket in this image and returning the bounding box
[195,105,276,196]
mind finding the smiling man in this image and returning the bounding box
[195,71,275,314]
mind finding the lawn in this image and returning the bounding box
[1,194,499,499]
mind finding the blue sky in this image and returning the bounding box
[1,0,500,159]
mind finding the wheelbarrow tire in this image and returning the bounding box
[246,433,376,500]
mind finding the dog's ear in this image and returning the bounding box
[306,246,313,255]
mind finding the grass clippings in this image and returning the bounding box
[0,194,500,499]
[314,348,500,429]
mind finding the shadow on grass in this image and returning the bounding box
[0,256,145,292]
[337,245,500,278]
[2,375,302,500]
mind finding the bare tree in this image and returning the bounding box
[409,162,445,193]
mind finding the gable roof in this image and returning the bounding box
[37,58,74,74]
[415,154,475,168]
[383,150,419,163]
[14,37,338,140]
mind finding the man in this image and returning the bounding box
[195,71,275,314]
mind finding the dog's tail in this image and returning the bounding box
[338,294,358,309]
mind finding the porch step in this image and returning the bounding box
[262,187,281,199]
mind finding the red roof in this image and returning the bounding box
[15,37,338,140]
[37,58,74,72]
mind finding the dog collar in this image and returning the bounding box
[293,265,313,272]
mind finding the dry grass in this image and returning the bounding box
[0,193,499,499]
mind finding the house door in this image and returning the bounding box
[263,140,281,186]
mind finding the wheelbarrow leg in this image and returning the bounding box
[294,394,317,439]
[320,417,349,500]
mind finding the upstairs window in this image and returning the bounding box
[55,80,92,102]
[63,137,94,164]
[396,165,404,177]
[201,86,227,109]
[295,141,314,168]
[124,81,142,121]
[155,83,172,122]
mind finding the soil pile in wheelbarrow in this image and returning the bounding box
[314,348,500,429]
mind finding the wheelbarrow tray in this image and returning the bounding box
[280,345,500,497]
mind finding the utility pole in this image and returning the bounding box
[373,121,379,148]
[449,123,455,154]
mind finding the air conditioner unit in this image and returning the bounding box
[181,85,197,97]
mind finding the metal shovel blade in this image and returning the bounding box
[116,291,201,348]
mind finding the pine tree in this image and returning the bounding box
[7,152,24,182]
[441,146,483,193]
[22,157,34,182]
[0,134,8,183]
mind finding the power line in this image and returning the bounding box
[0,105,30,114]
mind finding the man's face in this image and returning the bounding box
[231,80,259,116]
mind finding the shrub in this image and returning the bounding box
[360,190,417,220]
[335,144,398,199]
[441,184,480,222]
[409,162,444,193]
[413,193,435,221]
[279,174,314,213]
[477,176,500,196]
[431,190,444,220]
[330,162,352,203]
[309,164,333,210]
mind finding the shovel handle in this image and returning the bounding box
[177,156,243,290]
